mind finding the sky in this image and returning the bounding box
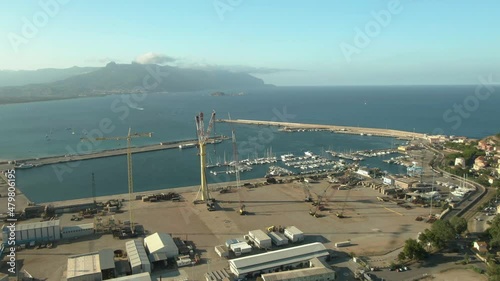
[0,0,499,86]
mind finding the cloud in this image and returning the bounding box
[134,52,176,65]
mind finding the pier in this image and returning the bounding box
[9,136,228,168]
[217,119,426,139]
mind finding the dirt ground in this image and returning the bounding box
[1,179,432,280]
[424,268,487,281]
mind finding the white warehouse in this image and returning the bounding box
[2,220,60,246]
[126,240,151,274]
[144,232,179,262]
[248,229,272,249]
[228,242,329,278]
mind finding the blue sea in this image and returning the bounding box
[1,85,498,203]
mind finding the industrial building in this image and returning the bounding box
[66,249,117,281]
[144,232,179,262]
[284,226,304,243]
[261,257,336,281]
[268,232,288,246]
[66,252,102,281]
[99,249,116,279]
[125,239,151,274]
[248,229,272,249]
[228,242,329,278]
[1,220,60,246]
[61,223,95,239]
[109,272,152,281]
[230,241,252,256]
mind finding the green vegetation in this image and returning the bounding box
[419,220,456,249]
[444,141,485,166]
[486,215,500,247]
[450,217,468,234]
[399,238,427,261]
[488,264,500,281]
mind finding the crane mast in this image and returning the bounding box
[81,128,152,232]
[195,111,216,204]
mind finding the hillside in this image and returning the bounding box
[0,63,273,104]
[0,66,100,87]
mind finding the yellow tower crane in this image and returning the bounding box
[194,111,217,205]
[81,128,152,232]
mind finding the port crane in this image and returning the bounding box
[227,113,247,215]
[81,128,152,233]
[336,187,352,218]
[301,181,313,202]
[309,185,337,218]
[194,111,217,207]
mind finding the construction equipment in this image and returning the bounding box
[81,128,152,233]
[336,186,352,218]
[194,111,216,204]
[227,113,247,215]
[302,181,313,202]
[309,187,328,218]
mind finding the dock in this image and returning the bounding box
[217,119,426,139]
[9,136,228,168]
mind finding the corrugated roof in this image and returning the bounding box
[7,220,60,232]
[125,240,150,269]
[61,223,94,233]
[262,267,334,281]
[66,252,100,278]
[249,229,271,241]
[268,232,287,242]
[285,226,303,235]
[99,249,115,270]
[144,232,178,254]
[229,243,328,275]
[108,272,152,281]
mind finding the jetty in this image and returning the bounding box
[217,119,426,139]
[9,136,228,168]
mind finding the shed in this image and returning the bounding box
[99,249,116,279]
[125,240,151,274]
[248,229,272,249]
[268,232,288,246]
[66,252,101,281]
[284,226,304,243]
[108,272,152,281]
[61,223,95,239]
[144,232,179,260]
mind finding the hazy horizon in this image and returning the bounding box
[1,0,499,86]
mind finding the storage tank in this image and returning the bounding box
[284,226,304,243]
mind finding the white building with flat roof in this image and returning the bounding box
[261,257,336,281]
[126,240,151,274]
[228,242,329,278]
[66,252,101,281]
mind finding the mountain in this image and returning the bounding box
[0,66,100,87]
[0,63,273,104]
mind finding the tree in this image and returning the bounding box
[450,217,468,234]
[488,263,500,281]
[487,216,500,247]
[430,220,456,249]
[402,238,427,261]
[398,251,406,261]
[464,252,470,264]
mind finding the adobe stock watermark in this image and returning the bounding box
[52,65,170,182]
[432,74,497,135]
[213,0,243,21]
[7,0,70,53]
[339,0,403,63]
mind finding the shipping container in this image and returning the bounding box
[335,241,351,247]
[268,232,288,246]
